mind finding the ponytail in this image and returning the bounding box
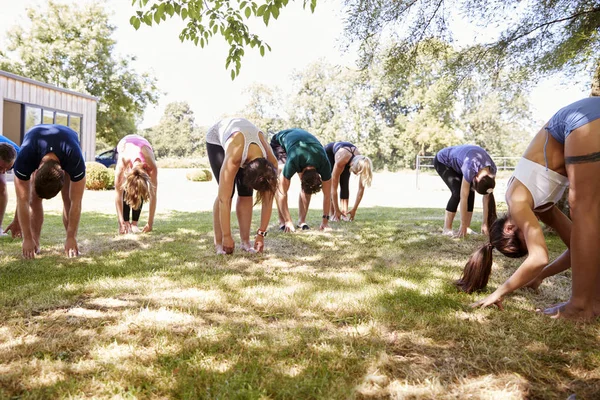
[455,242,495,293]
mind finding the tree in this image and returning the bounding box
[239,83,287,134]
[129,0,316,79]
[144,102,205,158]
[342,0,600,92]
[0,1,160,145]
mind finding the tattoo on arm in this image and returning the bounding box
[565,151,600,165]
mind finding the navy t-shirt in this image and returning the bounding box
[436,145,496,183]
[14,124,86,182]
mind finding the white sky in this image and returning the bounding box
[0,0,591,129]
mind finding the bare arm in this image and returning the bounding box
[349,180,365,220]
[14,177,35,258]
[481,194,490,235]
[474,202,550,308]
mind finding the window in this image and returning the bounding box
[55,112,68,127]
[69,115,81,134]
[43,110,54,124]
[24,106,42,132]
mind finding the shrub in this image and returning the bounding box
[106,168,115,190]
[186,169,213,182]
[85,161,111,190]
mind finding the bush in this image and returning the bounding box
[186,169,213,182]
[85,161,111,190]
[106,168,115,190]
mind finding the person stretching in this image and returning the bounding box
[114,134,158,234]
[434,144,497,237]
[457,97,600,321]
[325,142,373,222]
[207,118,278,254]
[270,128,332,232]
[0,136,20,236]
[13,124,86,258]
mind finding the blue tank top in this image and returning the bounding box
[546,97,600,144]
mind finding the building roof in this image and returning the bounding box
[0,70,99,102]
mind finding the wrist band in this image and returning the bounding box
[256,229,268,237]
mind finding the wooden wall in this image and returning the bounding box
[0,71,98,161]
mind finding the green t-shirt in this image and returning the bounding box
[275,129,331,181]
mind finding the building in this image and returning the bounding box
[0,70,98,160]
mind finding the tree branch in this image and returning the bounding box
[504,6,600,44]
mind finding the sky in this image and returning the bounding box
[0,0,592,129]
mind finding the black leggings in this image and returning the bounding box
[434,156,474,213]
[206,142,253,197]
[123,192,143,222]
[325,143,351,199]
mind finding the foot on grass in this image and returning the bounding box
[542,301,597,321]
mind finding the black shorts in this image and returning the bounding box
[206,142,253,197]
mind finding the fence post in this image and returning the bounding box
[416,155,420,190]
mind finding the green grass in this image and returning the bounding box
[0,207,598,399]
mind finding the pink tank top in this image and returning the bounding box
[118,135,152,166]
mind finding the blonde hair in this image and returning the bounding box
[350,156,373,187]
[122,164,152,209]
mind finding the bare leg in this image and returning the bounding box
[298,190,311,226]
[443,211,455,235]
[212,197,225,254]
[236,196,255,252]
[545,120,600,320]
[61,178,71,231]
[0,175,7,232]
[340,199,349,214]
[463,211,476,235]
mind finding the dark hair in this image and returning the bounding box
[243,157,278,205]
[122,164,152,210]
[0,143,17,165]
[301,168,322,194]
[473,175,496,195]
[455,193,528,293]
[35,160,65,199]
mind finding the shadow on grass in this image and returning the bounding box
[0,208,598,399]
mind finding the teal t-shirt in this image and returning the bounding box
[275,129,331,181]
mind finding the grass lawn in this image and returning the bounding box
[0,207,598,399]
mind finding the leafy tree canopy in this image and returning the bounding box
[130,0,317,79]
[343,0,600,90]
[144,101,206,158]
[0,0,160,145]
